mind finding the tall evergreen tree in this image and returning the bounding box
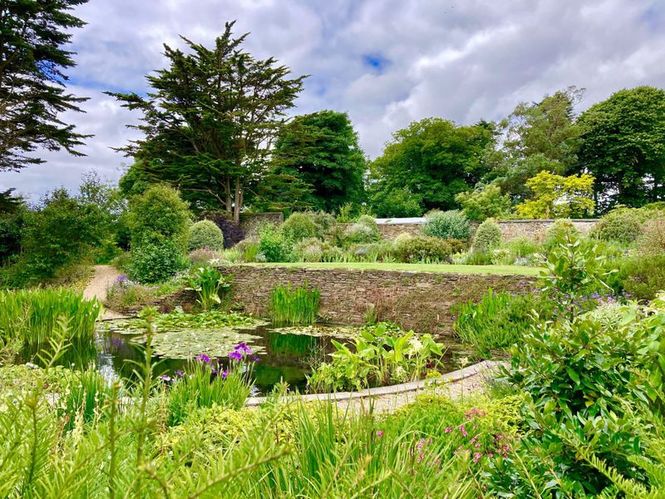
[110,22,305,222]
[268,110,366,213]
[0,0,89,171]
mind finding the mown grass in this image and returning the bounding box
[244,261,542,276]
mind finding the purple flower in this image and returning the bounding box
[221,370,229,380]
[115,274,129,285]
[228,350,243,361]
[158,374,172,383]
[252,355,260,362]
[196,353,211,364]
[175,370,185,378]
[236,342,253,355]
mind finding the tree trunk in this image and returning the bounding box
[233,177,242,224]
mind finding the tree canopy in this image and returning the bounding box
[368,118,494,215]
[109,21,305,221]
[268,110,366,213]
[0,0,89,171]
[576,86,665,211]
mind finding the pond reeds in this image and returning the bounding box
[0,288,101,366]
[270,284,320,326]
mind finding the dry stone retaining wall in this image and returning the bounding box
[219,265,536,336]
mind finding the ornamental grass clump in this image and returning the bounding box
[0,288,100,366]
[270,284,320,326]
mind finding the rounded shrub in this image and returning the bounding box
[281,212,319,242]
[619,255,665,300]
[188,220,224,252]
[543,219,580,252]
[423,210,471,240]
[258,224,292,262]
[472,218,502,253]
[128,240,187,284]
[592,208,643,244]
[127,185,191,249]
[636,218,665,255]
[393,236,452,263]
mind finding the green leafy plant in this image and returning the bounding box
[472,218,502,253]
[592,207,644,244]
[308,322,444,392]
[258,224,292,262]
[281,212,319,242]
[188,266,231,311]
[128,240,188,284]
[393,235,452,263]
[188,219,224,251]
[270,284,320,326]
[423,210,471,240]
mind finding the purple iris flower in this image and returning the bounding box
[228,350,243,361]
[116,274,129,284]
[158,374,172,383]
[174,370,185,378]
[221,370,229,380]
[196,353,211,364]
[236,342,253,355]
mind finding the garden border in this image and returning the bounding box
[245,359,501,407]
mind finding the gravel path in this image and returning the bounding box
[83,265,126,320]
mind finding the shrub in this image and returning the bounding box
[281,212,319,242]
[128,240,188,284]
[258,224,292,262]
[636,218,665,255]
[127,185,191,249]
[201,213,245,248]
[592,208,644,244]
[423,210,470,240]
[543,219,580,252]
[293,237,324,262]
[503,237,541,259]
[454,290,553,356]
[455,184,511,222]
[188,266,231,311]
[472,218,502,253]
[188,220,224,251]
[343,216,380,245]
[234,240,260,263]
[393,236,452,263]
[270,284,320,326]
[348,241,395,262]
[188,248,223,266]
[619,255,665,301]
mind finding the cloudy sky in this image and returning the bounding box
[2,0,665,201]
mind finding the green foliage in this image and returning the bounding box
[342,215,380,245]
[369,187,423,218]
[393,235,452,263]
[308,322,444,392]
[592,207,644,244]
[0,202,25,264]
[258,224,292,262]
[188,266,231,311]
[619,255,665,301]
[455,184,511,222]
[281,212,319,242]
[472,218,502,253]
[0,0,88,171]
[515,170,595,218]
[167,359,252,426]
[454,290,553,357]
[110,22,305,221]
[128,240,188,284]
[541,237,614,318]
[188,219,224,251]
[577,86,665,210]
[187,248,222,266]
[127,184,191,249]
[637,218,665,255]
[423,210,471,240]
[0,289,100,367]
[543,218,580,252]
[268,110,366,212]
[292,237,324,262]
[270,284,320,326]
[368,117,494,213]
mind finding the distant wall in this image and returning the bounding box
[375,218,598,242]
[219,265,535,335]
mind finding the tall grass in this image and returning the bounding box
[0,288,100,366]
[270,284,320,326]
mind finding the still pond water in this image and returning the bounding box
[95,320,470,395]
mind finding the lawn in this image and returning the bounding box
[242,261,542,276]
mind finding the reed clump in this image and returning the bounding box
[270,284,320,326]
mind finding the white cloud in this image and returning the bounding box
[2,0,665,200]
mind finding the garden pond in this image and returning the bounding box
[95,313,473,395]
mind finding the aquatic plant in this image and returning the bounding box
[188,266,232,311]
[0,288,100,366]
[270,284,320,326]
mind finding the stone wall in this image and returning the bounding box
[497,219,598,242]
[375,217,598,243]
[219,265,535,336]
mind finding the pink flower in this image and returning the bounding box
[376,430,384,438]
[473,452,482,463]
[444,426,453,433]
[459,424,468,438]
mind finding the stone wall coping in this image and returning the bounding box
[497,218,599,224]
[245,360,502,406]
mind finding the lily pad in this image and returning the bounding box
[268,324,360,339]
[145,327,264,359]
